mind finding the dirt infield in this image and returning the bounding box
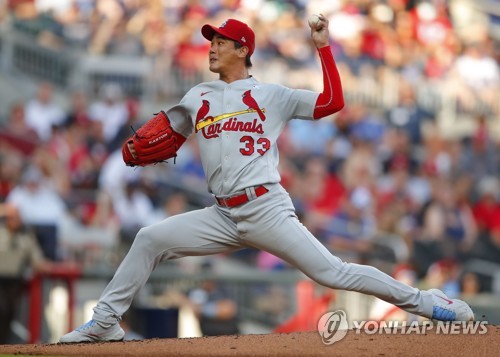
[0,325,498,356]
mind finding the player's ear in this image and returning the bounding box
[237,45,249,59]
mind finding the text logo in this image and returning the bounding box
[352,320,489,336]
[317,310,348,345]
[318,310,489,346]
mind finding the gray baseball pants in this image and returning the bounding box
[93,183,433,324]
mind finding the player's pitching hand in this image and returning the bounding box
[309,13,329,49]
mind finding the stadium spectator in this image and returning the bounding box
[286,117,337,158]
[324,110,354,171]
[24,82,66,142]
[371,199,411,264]
[64,90,92,128]
[421,259,461,299]
[420,123,452,178]
[1,102,39,155]
[411,1,453,49]
[472,176,499,234]
[31,145,72,197]
[107,96,141,152]
[376,145,417,224]
[0,3,499,341]
[460,114,499,181]
[0,204,52,343]
[86,190,120,231]
[452,42,499,112]
[171,136,206,189]
[98,148,143,197]
[460,272,481,298]
[413,177,477,276]
[112,177,155,247]
[87,0,125,55]
[89,83,129,145]
[381,128,420,173]
[5,102,38,144]
[424,45,454,80]
[149,192,189,224]
[296,157,345,237]
[386,81,433,145]
[127,0,169,57]
[325,185,377,263]
[0,152,24,202]
[188,262,239,336]
[6,165,67,261]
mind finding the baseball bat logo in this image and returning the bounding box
[317,310,348,345]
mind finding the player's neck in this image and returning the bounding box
[219,67,250,84]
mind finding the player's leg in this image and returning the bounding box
[60,205,241,342]
[239,185,473,321]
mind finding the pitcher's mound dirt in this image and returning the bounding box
[0,325,498,356]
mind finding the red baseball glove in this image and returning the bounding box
[122,111,186,167]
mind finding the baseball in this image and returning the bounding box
[308,14,321,28]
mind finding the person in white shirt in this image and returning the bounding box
[6,166,66,260]
[112,178,155,246]
[24,82,66,142]
[89,83,129,144]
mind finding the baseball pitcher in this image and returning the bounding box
[60,15,474,343]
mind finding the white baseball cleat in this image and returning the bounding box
[59,320,125,343]
[429,289,475,322]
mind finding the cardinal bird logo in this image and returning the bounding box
[196,100,218,138]
[242,90,266,121]
[195,100,210,131]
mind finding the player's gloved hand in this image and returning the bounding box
[122,111,186,167]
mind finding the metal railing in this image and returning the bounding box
[82,261,307,327]
[462,259,500,294]
[75,55,155,98]
[1,25,498,127]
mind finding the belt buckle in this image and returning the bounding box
[219,197,229,207]
[217,196,231,207]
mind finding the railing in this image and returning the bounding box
[462,259,500,294]
[1,24,498,132]
[0,27,153,98]
[15,256,500,343]
[15,261,306,342]
[4,31,75,86]
[77,261,390,328]
[75,55,155,99]
[83,261,306,327]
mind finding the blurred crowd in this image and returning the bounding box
[3,0,499,112]
[0,0,499,330]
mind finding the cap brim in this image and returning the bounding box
[201,24,238,43]
[201,24,218,41]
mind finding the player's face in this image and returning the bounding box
[208,34,243,73]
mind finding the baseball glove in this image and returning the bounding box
[122,111,186,167]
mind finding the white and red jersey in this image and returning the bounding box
[166,77,318,196]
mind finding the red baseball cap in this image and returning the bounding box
[201,19,255,56]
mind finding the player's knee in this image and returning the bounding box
[135,227,155,246]
[309,260,350,289]
[134,226,174,252]
[314,275,340,289]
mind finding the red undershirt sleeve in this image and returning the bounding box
[313,45,345,119]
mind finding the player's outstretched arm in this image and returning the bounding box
[309,14,345,119]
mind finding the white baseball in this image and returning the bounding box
[308,14,320,28]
